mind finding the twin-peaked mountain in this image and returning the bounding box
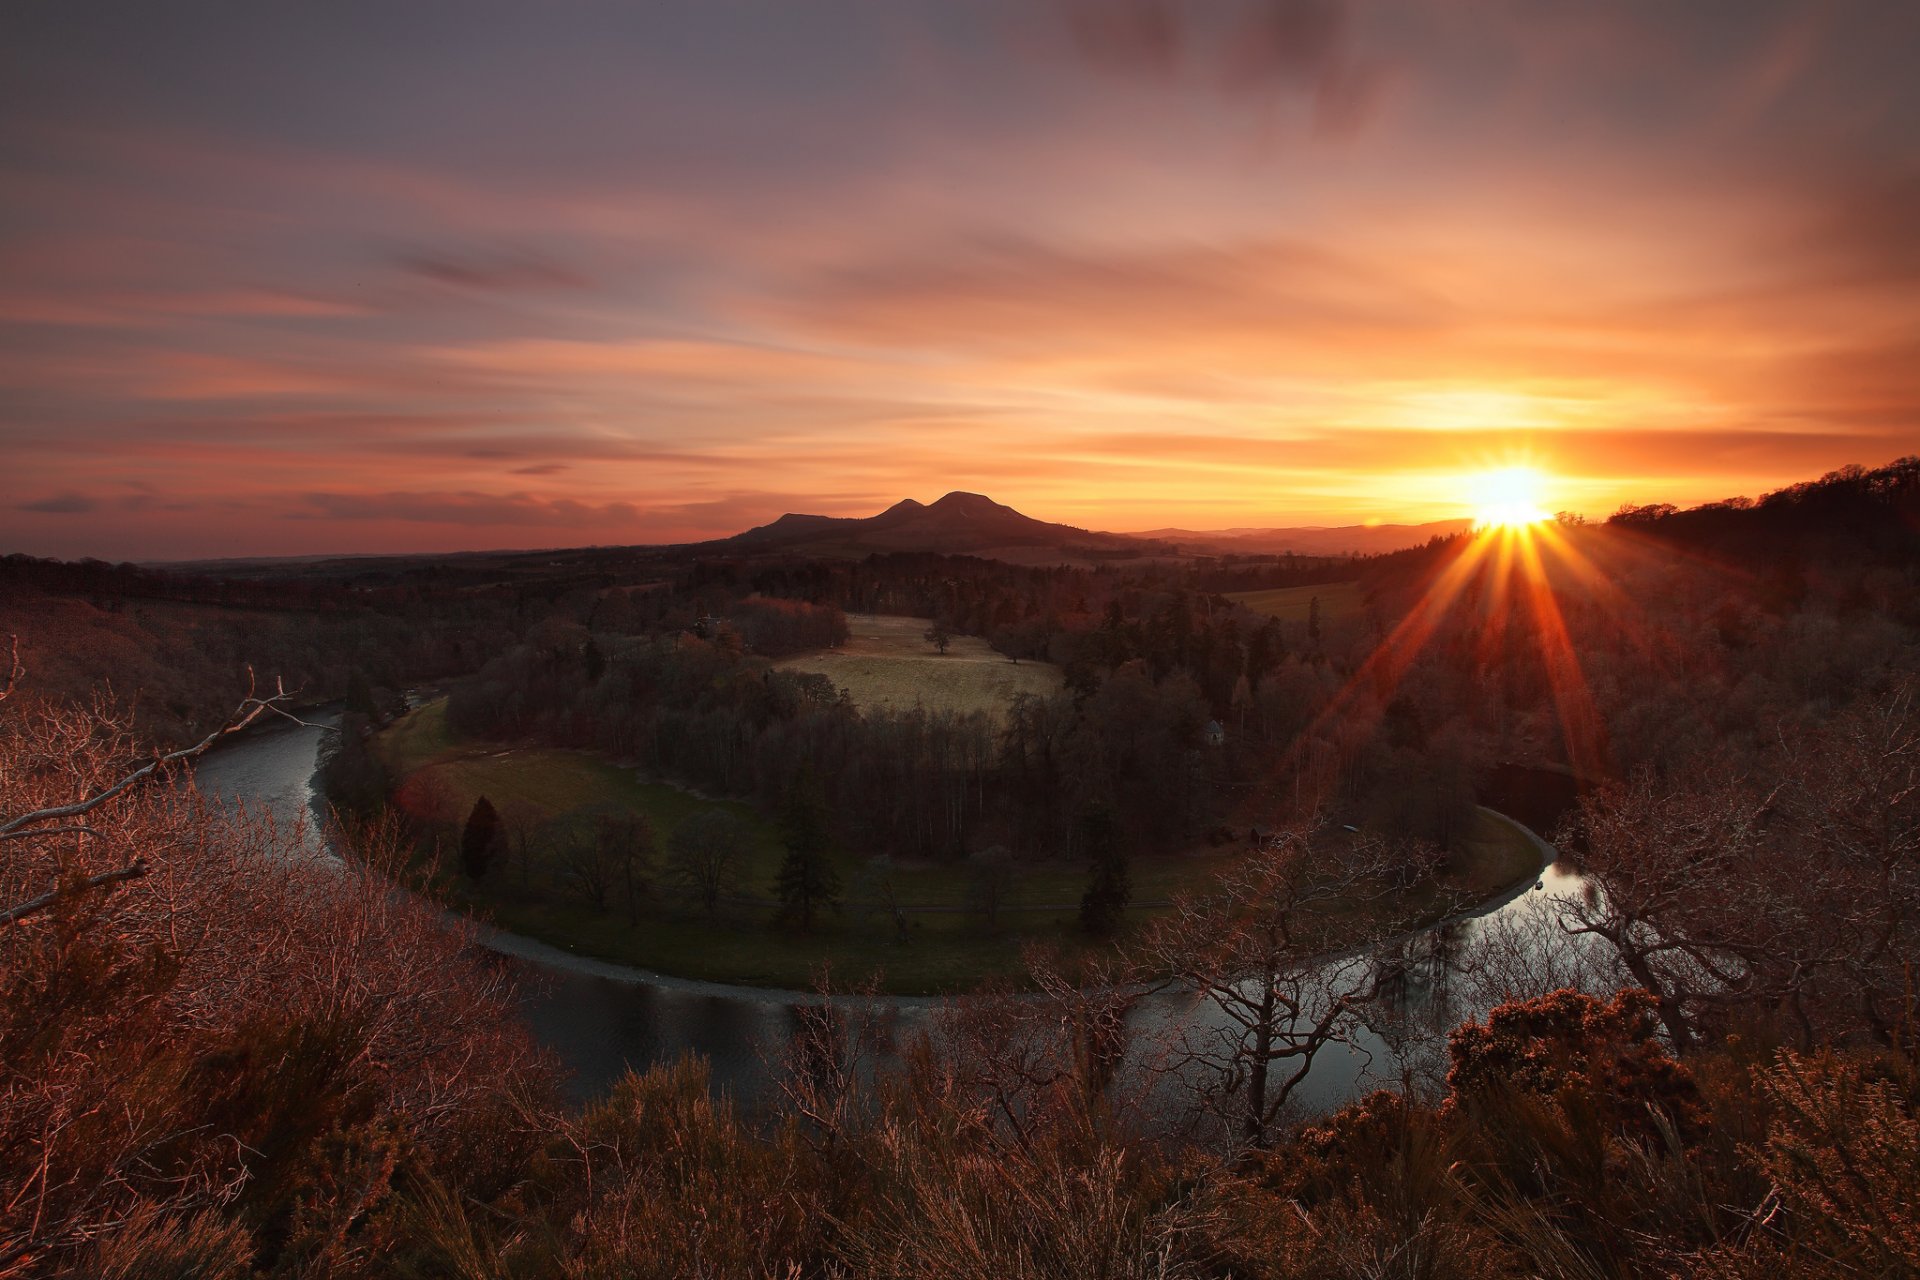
[710,491,1147,558]
[703,490,1465,560]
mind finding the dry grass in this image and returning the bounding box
[775,614,1062,722]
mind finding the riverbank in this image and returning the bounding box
[373,699,1545,995]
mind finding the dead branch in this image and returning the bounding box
[0,669,309,838]
[0,861,147,927]
[0,825,101,844]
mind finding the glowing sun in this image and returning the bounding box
[1470,466,1550,530]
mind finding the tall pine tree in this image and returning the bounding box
[1078,805,1131,938]
[774,776,840,931]
[461,795,500,882]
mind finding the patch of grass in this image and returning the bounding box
[372,699,1544,995]
[774,613,1062,723]
[1228,581,1366,624]
[378,705,788,885]
[379,697,457,776]
[1411,807,1546,922]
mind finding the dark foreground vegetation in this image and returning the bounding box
[4,682,1917,1277]
[3,457,1919,1276]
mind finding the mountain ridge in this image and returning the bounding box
[716,490,1141,557]
[705,492,1466,560]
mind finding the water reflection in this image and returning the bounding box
[192,713,1595,1112]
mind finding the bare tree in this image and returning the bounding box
[664,809,750,917]
[549,822,610,912]
[1778,679,1920,1047]
[596,808,655,924]
[1554,770,1792,1051]
[499,799,541,891]
[919,948,1148,1158]
[774,966,891,1154]
[851,866,913,945]
[964,845,1016,932]
[553,808,654,920]
[1142,825,1450,1148]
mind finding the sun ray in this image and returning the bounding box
[1513,524,1609,780]
[1267,532,1497,812]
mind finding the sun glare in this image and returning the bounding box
[1470,466,1550,530]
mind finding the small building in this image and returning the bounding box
[1202,719,1226,748]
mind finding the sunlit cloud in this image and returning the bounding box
[2,0,1917,558]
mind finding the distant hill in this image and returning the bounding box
[707,491,1155,559]
[1129,519,1473,557]
[704,493,1469,560]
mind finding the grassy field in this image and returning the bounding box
[376,699,1541,994]
[1228,581,1367,624]
[774,614,1062,722]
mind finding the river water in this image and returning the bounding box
[192,711,1591,1115]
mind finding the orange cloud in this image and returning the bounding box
[3,1,1918,558]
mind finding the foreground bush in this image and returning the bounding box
[5,682,1919,1278]
[0,690,552,1276]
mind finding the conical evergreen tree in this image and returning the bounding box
[461,795,500,882]
[1078,805,1131,938]
[774,776,840,931]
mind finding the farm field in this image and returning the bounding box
[1228,580,1367,624]
[774,613,1062,722]
[374,699,1542,993]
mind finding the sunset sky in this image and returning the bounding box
[4,1,1918,560]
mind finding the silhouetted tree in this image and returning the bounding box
[460,795,500,882]
[666,809,752,918]
[317,713,388,816]
[775,778,840,931]
[1246,617,1283,688]
[1078,806,1130,938]
[593,807,655,924]
[1143,825,1438,1147]
[964,845,1016,932]
[345,669,379,720]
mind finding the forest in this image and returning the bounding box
[2,458,1919,1277]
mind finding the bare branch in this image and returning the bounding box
[0,825,102,844]
[0,677,307,837]
[0,861,147,927]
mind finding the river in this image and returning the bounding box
[191,711,1592,1114]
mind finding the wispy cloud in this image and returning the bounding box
[2,1,1917,558]
[17,492,97,515]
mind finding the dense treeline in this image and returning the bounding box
[433,608,1478,865]
[0,553,365,610]
[712,550,1360,679]
[0,581,517,744]
[438,624,1215,862]
[722,595,852,658]
[1610,455,1920,565]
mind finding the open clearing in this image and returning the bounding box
[774,613,1062,721]
[1228,580,1367,624]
